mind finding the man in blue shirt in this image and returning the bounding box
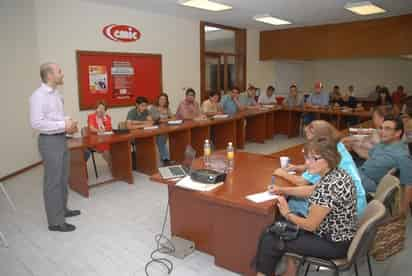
[358,115,412,211]
[303,81,330,125]
[221,87,245,115]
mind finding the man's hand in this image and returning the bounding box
[65,119,78,134]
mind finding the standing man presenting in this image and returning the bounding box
[30,62,80,232]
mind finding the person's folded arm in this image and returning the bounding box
[273,185,316,198]
[273,168,309,186]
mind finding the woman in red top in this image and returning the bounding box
[88,101,112,168]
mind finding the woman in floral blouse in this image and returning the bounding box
[255,136,357,276]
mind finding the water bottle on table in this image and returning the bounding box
[204,139,211,167]
[226,142,234,171]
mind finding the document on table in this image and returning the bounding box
[246,191,279,203]
[97,131,114,135]
[176,176,224,192]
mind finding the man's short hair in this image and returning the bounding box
[40,62,55,83]
[136,96,148,105]
[290,84,297,89]
[209,91,219,98]
[231,86,240,93]
[267,85,275,91]
[185,88,196,96]
[384,115,404,138]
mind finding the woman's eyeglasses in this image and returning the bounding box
[304,155,323,162]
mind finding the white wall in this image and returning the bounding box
[0,0,267,177]
[246,30,276,93]
[302,58,412,96]
[0,0,41,178]
[34,0,200,129]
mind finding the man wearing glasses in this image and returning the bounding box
[358,115,412,211]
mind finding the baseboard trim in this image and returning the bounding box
[0,161,43,182]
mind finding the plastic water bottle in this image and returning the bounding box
[204,139,211,167]
[226,142,234,171]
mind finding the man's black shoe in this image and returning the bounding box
[65,209,81,218]
[48,223,76,232]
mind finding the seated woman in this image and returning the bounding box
[87,100,112,168]
[201,91,223,116]
[273,120,366,217]
[255,137,358,276]
[150,93,172,165]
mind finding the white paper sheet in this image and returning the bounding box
[176,176,224,192]
[143,126,159,130]
[246,191,279,203]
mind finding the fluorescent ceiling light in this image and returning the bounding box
[179,0,232,12]
[205,26,221,32]
[400,54,412,59]
[253,14,291,26]
[344,1,386,15]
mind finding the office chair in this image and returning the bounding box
[286,200,386,276]
[0,181,17,247]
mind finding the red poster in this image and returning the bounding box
[76,51,162,110]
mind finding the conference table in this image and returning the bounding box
[150,151,295,276]
[67,106,371,197]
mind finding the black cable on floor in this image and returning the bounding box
[143,202,175,276]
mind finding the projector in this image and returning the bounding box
[190,169,226,184]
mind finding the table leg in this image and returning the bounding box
[191,126,210,157]
[246,114,266,143]
[169,129,191,163]
[111,141,133,183]
[135,136,158,175]
[69,148,89,197]
[213,121,237,150]
[265,112,275,139]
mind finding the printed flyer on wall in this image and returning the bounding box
[111,61,135,99]
[88,65,108,94]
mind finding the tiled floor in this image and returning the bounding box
[0,135,410,276]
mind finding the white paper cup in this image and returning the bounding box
[280,156,289,169]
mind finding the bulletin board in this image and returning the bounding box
[76,50,162,110]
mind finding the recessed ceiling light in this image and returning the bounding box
[178,0,232,12]
[205,26,222,32]
[344,1,386,15]
[253,14,292,26]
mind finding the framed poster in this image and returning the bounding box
[76,50,162,110]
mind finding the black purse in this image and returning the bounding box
[267,220,300,241]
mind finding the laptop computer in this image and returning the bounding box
[158,145,196,179]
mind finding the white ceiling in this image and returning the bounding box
[84,0,412,30]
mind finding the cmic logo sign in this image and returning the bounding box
[102,24,141,42]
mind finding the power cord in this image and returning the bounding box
[144,202,175,276]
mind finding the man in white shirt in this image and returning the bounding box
[258,85,276,105]
[30,62,80,232]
